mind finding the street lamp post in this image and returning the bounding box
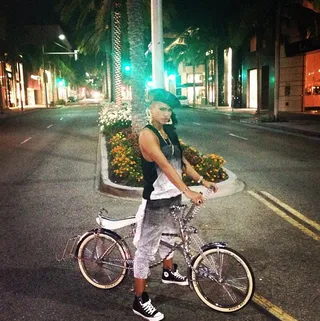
[42,45,49,108]
[273,2,281,121]
[151,0,165,89]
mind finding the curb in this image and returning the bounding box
[259,123,320,138]
[189,106,320,137]
[239,120,320,138]
[99,134,245,201]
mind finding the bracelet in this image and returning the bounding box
[182,186,189,194]
[197,175,203,184]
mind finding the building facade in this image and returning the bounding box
[0,23,74,111]
[239,0,320,114]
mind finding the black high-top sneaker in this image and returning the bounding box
[133,292,164,321]
[162,263,188,285]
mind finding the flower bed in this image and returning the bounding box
[99,102,228,187]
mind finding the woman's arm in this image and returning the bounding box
[182,157,218,192]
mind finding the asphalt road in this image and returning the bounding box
[0,105,319,321]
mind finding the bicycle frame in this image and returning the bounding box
[77,193,226,276]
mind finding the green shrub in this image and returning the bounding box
[56,99,66,105]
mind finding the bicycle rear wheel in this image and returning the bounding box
[190,245,254,312]
[77,231,128,289]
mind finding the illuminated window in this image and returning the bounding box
[250,36,257,52]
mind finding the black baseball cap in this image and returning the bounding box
[148,88,181,109]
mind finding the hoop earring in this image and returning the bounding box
[146,109,152,123]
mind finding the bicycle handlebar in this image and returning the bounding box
[170,186,215,222]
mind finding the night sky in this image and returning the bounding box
[6,0,60,25]
[5,0,218,31]
[3,0,241,44]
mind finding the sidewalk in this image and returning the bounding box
[191,105,320,138]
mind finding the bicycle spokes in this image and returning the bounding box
[191,246,254,312]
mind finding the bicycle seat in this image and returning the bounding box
[96,214,137,230]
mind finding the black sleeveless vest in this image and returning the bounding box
[141,124,182,200]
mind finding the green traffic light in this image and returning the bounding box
[56,77,66,87]
[124,65,131,72]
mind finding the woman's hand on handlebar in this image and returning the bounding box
[184,189,204,205]
[202,179,218,193]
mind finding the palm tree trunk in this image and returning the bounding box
[127,0,146,131]
[112,1,122,107]
[215,45,219,109]
[106,53,112,101]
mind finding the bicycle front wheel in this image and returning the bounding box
[77,231,128,289]
[190,246,254,312]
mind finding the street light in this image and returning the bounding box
[58,34,66,40]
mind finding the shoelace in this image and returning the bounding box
[142,300,157,315]
[172,270,185,280]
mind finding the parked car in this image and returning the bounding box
[68,96,78,103]
[176,95,189,107]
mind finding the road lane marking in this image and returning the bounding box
[260,191,320,232]
[47,124,53,128]
[229,133,248,140]
[60,118,63,120]
[248,191,320,241]
[193,122,201,126]
[20,137,33,145]
[253,294,298,321]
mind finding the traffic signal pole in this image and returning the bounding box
[151,0,165,89]
[42,45,49,108]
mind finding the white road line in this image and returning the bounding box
[20,137,33,145]
[60,118,63,120]
[248,191,320,241]
[260,191,320,232]
[253,294,298,321]
[47,124,53,128]
[229,133,248,140]
[193,122,201,126]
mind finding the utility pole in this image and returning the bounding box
[273,2,281,121]
[42,45,49,108]
[215,45,219,109]
[151,0,165,89]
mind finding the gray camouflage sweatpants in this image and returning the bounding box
[133,195,181,279]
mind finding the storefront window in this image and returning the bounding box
[304,51,320,109]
